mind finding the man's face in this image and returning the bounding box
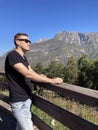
[16,35,31,52]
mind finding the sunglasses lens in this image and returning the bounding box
[25,40,28,43]
[25,39,31,43]
[17,39,31,44]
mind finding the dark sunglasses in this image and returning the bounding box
[17,39,31,44]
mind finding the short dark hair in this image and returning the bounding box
[14,33,29,45]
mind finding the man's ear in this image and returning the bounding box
[15,40,20,46]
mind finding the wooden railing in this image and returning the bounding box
[0,72,98,130]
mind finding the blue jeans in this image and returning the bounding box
[10,99,34,130]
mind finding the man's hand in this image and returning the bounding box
[51,77,63,84]
[40,74,63,84]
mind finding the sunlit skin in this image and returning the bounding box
[15,36,31,56]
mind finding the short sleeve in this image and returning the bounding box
[7,51,22,66]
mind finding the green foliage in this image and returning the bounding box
[32,62,44,74]
[32,54,98,90]
[77,54,98,89]
[77,54,91,88]
[88,59,98,89]
[45,60,65,79]
[0,75,6,82]
[64,56,78,84]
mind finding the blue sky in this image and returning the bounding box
[0,0,98,55]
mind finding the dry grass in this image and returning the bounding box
[42,92,98,126]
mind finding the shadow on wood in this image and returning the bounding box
[0,105,16,130]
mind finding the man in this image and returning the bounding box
[5,33,63,130]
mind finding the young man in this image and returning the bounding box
[5,33,63,130]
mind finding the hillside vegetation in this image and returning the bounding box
[0,31,98,71]
[32,54,98,90]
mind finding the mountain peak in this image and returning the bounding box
[55,31,98,44]
[35,38,48,43]
[0,31,98,71]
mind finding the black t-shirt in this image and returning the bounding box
[5,50,32,103]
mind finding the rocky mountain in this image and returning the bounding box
[0,31,98,72]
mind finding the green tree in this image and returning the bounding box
[65,56,78,84]
[45,60,65,79]
[89,59,98,89]
[77,54,91,88]
[33,63,44,74]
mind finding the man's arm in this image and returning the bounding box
[13,63,63,84]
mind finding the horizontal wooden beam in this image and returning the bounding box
[32,94,98,130]
[1,73,98,129]
[32,81,98,107]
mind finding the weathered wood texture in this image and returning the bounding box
[32,94,98,130]
[0,73,98,130]
[32,81,98,107]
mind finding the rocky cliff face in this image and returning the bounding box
[0,31,98,71]
[55,31,98,44]
[55,31,81,44]
[27,31,98,66]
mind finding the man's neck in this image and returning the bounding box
[15,48,25,57]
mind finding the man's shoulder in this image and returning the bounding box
[6,50,18,58]
[5,50,18,61]
[7,50,16,55]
